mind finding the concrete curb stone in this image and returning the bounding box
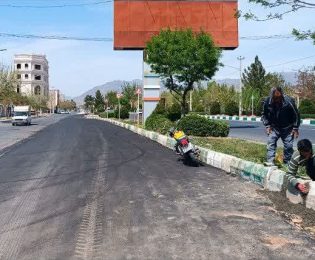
[207,114,314,125]
[86,115,315,208]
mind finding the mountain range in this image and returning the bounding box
[73,72,298,105]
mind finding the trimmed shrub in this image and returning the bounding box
[225,101,238,116]
[177,114,229,137]
[194,103,205,113]
[153,101,167,115]
[299,99,315,114]
[210,101,221,115]
[99,111,115,118]
[301,114,315,119]
[167,102,182,121]
[114,106,129,119]
[145,114,174,134]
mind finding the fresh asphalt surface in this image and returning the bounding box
[0,115,314,259]
[229,120,315,145]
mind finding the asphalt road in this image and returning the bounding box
[0,115,314,259]
[0,114,69,151]
[229,121,315,145]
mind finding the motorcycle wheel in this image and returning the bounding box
[187,151,199,167]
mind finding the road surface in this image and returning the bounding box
[229,121,315,145]
[0,115,314,259]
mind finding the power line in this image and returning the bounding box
[240,34,294,40]
[265,55,315,68]
[0,32,301,42]
[0,1,112,8]
[0,32,113,42]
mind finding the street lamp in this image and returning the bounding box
[237,56,245,117]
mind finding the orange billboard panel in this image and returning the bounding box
[114,0,238,50]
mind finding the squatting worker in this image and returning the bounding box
[262,86,300,166]
[287,139,315,194]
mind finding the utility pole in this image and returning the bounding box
[237,56,245,117]
[189,90,192,112]
[251,94,254,116]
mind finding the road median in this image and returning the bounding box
[86,114,315,211]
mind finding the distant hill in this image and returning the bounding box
[73,79,142,105]
[74,72,298,105]
[214,72,298,90]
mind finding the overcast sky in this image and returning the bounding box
[0,0,314,97]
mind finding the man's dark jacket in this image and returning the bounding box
[261,89,300,130]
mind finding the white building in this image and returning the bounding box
[14,54,49,97]
[48,88,60,112]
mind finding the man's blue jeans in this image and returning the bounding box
[267,128,294,164]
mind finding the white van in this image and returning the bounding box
[12,106,32,126]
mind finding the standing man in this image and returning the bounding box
[262,86,300,166]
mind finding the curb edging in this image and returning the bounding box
[207,115,315,125]
[86,115,315,210]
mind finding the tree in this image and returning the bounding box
[84,95,95,112]
[105,91,118,109]
[0,65,20,116]
[121,82,139,111]
[241,0,315,44]
[59,100,76,111]
[242,56,269,114]
[242,56,267,92]
[296,67,315,100]
[146,28,222,116]
[94,90,104,113]
[27,94,49,114]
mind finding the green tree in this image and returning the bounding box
[241,56,268,114]
[241,0,315,44]
[121,82,139,111]
[84,95,95,112]
[94,90,104,113]
[0,65,20,116]
[105,91,118,109]
[59,100,76,111]
[146,28,222,116]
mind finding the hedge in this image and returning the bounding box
[301,114,315,119]
[145,114,175,135]
[177,114,229,137]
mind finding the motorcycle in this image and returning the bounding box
[176,137,200,166]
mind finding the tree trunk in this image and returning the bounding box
[181,91,187,117]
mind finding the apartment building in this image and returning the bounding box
[14,54,49,98]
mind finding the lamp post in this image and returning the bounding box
[136,87,141,125]
[104,98,108,118]
[237,56,245,117]
[251,94,254,116]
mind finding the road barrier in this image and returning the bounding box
[86,115,315,210]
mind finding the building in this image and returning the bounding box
[14,54,49,98]
[48,88,60,112]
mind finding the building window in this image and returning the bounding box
[25,74,29,79]
[35,75,41,80]
[25,64,29,69]
[35,64,41,70]
[17,64,21,69]
[17,74,21,79]
[17,85,20,93]
[35,85,41,95]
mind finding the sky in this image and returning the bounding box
[0,0,314,98]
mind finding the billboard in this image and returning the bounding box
[114,0,238,50]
